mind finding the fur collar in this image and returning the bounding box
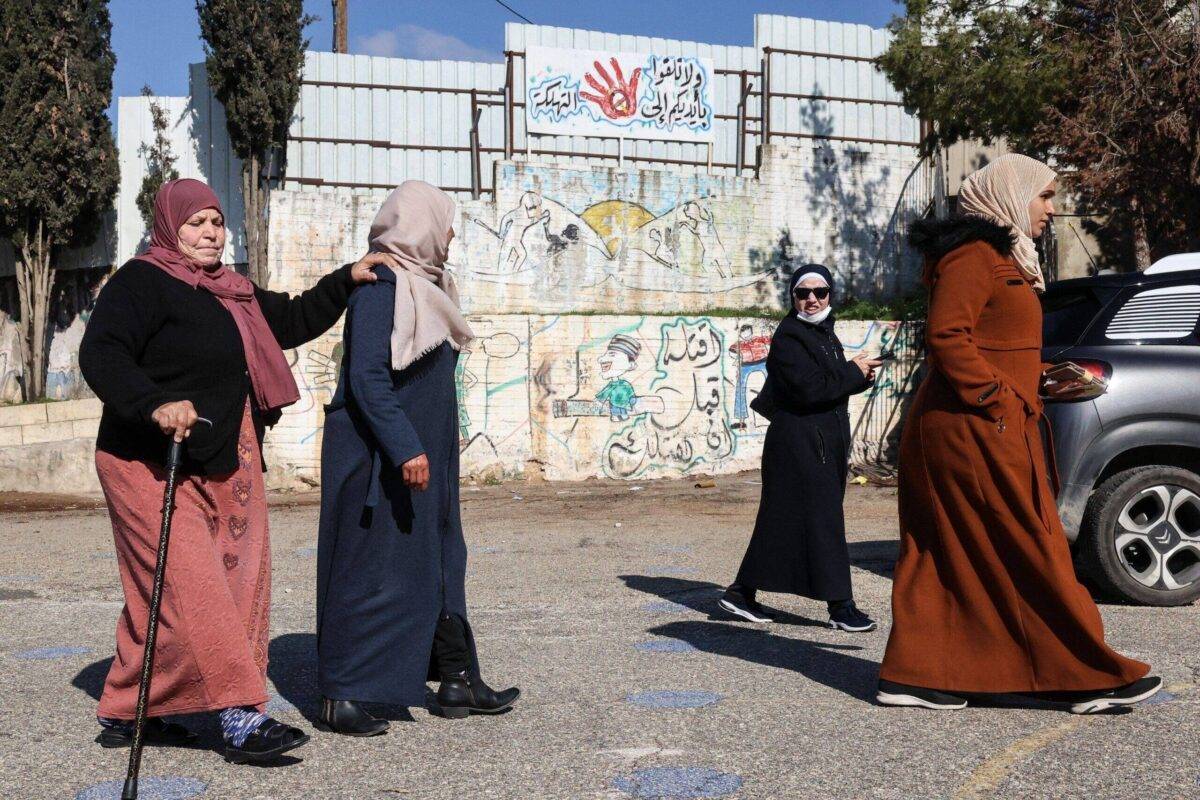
[909,215,1016,264]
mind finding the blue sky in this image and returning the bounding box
[109,0,904,123]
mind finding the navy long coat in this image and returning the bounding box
[316,266,472,706]
[733,312,871,601]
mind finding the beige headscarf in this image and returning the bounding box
[957,154,1057,292]
[368,181,475,371]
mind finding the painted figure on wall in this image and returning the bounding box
[729,324,771,431]
[595,334,640,420]
[552,333,665,421]
[679,201,730,278]
[498,191,552,273]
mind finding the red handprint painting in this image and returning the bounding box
[580,58,641,120]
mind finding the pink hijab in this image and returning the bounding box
[139,178,300,412]
[368,181,475,371]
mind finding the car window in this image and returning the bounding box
[1042,286,1108,348]
[1105,285,1200,341]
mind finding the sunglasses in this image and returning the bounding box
[793,287,831,300]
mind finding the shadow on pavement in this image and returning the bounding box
[619,574,826,628]
[647,619,878,703]
[848,539,898,580]
[73,657,114,701]
[269,633,415,724]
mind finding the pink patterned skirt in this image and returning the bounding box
[95,404,270,718]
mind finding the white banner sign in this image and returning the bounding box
[525,45,716,143]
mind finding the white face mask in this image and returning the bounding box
[797,306,833,325]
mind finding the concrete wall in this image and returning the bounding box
[0,315,913,493]
[263,313,912,488]
[0,137,921,492]
[0,398,103,494]
[271,144,921,315]
[256,148,921,487]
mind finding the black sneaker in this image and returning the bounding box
[717,587,775,623]
[876,679,968,710]
[1069,675,1163,715]
[828,602,876,632]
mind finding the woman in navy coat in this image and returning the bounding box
[315,181,519,736]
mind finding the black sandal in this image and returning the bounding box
[223,718,310,764]
[96,718,197,749]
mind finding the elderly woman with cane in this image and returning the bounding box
[718,264,882,632]
[314,181,519,736]
[878,154,1159,712]
[79,178,388,762]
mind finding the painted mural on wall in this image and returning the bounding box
[525,315,907,482]
[525,46,715,142]
[270,146,921,317]
[262,313,915,487]
[458,163,773,311]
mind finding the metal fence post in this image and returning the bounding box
[735,70,748,175]
[469,89,482,199]
[504,51,515,160]
[761,48,772,150]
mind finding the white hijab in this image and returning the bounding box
[794,271,833,326]
[368,181,475,371]
[957,154,1057,292]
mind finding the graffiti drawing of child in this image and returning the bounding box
[729,324,770,430]
[595,334,641,420]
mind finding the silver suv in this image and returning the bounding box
[1043,254,1200,606]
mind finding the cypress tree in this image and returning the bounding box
[197,0,313,286]
[0,0,119,400]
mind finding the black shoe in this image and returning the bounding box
[1069,676,1163,715]
[828,602,876,632]
[317,697,390,737]
[223,718,310,764]
[876,679,968,710]
[95,718,197,749]
[717,587,775,623]
[436,671,520,719]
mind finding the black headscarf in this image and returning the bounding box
[788,263,834,296]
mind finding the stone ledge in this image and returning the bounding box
[0,403,48,428]
[46,397,103,423]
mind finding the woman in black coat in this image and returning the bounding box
[718,264,882,631]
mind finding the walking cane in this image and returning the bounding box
[121,418,210,800]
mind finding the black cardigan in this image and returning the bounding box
[80,259,356,475]
[749,312,870,427]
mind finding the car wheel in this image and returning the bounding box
[1079,465,1200,606]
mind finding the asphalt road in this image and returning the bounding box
[1,477,1196,800]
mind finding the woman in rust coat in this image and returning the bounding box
[878,154,1159,713]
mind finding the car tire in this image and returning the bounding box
[1078,465,1200,606]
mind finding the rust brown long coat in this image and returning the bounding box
[880,217,1148,693]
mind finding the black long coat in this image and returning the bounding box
[734,312,871,600]
[316,268,474,706]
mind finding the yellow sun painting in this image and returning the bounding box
[579,200,656,257]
